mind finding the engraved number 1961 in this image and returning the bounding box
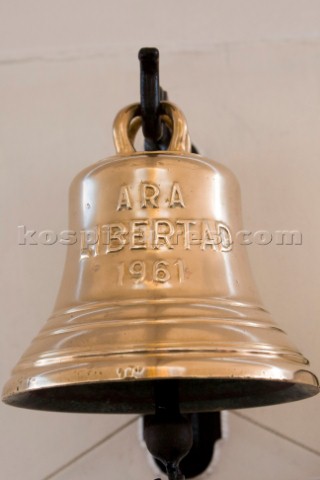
[117,259,185,285]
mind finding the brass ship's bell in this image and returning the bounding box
[3,101,319,413]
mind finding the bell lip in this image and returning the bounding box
[3,351,319,409]
[2,377,319,414]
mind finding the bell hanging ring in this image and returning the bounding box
[2,101,319,413]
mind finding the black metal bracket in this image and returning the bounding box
[142,380,222,480]
[138,47,170,151]
[138,48,162,142]
[138,48,220,480]
[138,47,198,153]
[143,382,192,480]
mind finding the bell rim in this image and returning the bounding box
[3,353,319,413]
[2,376,319,414]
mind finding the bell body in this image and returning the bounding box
[3,103,318,412]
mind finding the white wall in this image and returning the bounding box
[1,1,320,479]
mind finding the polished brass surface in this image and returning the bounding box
[2,101,319,412]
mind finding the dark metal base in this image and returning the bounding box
[150,412,222,479]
